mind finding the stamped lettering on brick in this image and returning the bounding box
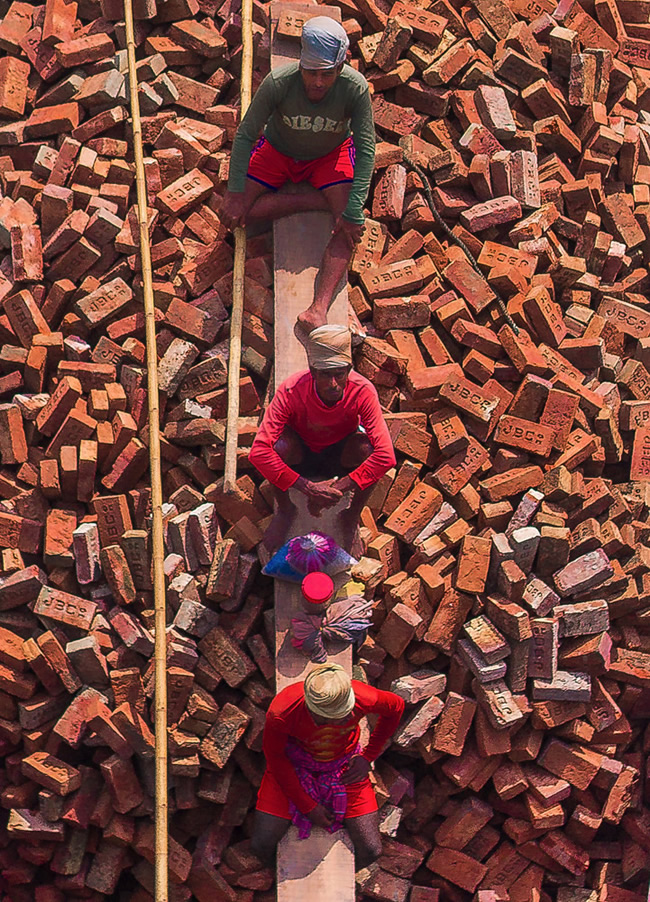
[631,427,650,481]
[34,587,97,631]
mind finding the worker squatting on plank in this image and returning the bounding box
[251,663,404,868]
[221,17,375,335]
[248,325,396,554]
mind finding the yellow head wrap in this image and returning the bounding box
[303,663,355,720]
[306,325,353,370]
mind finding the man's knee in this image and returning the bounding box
[341,432,372,469]
[323,183,351,217]
[251,812,289,865]
[353,834,382,868]
[273,429,304,467]
[346,812,383,868]
[250,833,277,866]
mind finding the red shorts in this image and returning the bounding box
[247,136,355,192]
[256,769,377,820]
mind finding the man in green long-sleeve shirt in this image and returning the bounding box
[221,16,375,333]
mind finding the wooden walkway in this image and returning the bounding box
[270,3,355,900]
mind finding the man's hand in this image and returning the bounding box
[308,804,334,828]
[341,755,371,785]
[334,475,355,495]
[220,190,248,231]
[296,477,343,516]
[332,216,364,250]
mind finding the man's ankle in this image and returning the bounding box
[308,301,328,318]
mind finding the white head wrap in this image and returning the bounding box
[306,325,352,370]
[300,16,349,70]
[304,663,355,720]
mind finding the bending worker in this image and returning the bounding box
[221,16,375,334]
[251,663,404,867]
[248,325,395,553]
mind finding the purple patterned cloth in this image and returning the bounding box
[291,595,374,663]
[285,739,361,839]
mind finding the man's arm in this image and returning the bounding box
[228,73,278,193]
[346,384,396,491]
[263,711,318,815]
[355,683,405,762]
[341,682,404,785]
[343,82,376,225]
[222,74,280,227]
[248,385,301,492]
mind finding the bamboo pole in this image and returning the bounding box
[123,2,169,900]
[223,0,254,493]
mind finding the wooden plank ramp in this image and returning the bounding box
[270,3,355,900]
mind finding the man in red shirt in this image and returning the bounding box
[251,663,405,867]
[248,325,395,552]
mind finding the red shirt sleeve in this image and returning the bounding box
[353,682,405,762]
[262,696,317,815]
[248,382,301,492]
[348,384,396,491]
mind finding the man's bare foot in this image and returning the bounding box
[350,528,363,560]
[338,511,362,558]
[296,305,327,336]
[263,508,295,555]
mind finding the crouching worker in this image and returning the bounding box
[220,16,375,334]
[251,663,405,868]
[248,325,395,553]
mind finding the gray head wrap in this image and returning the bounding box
[300,16,349,70]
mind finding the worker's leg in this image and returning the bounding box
[344,811,382,869]
[338,431,374,554]
[263,429,304,554]
[264,485,297,554]
[245,182,330,222]
[297,182,354,334]
[339,484,372,556]
[250,811,291,865]
[243,137,330,224]
[340,431,373,471]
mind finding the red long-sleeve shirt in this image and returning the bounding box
[248,370,395,492]
[262,681,405,815]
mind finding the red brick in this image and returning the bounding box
[55,33,115,67]
[455,535,491,593]
[426,846,487,892]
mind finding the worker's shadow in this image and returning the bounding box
[273,184,335,270]
[271,182,348,352]
[277,824,354,882]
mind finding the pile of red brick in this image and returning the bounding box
[1,0,650,898]
[0,0,275,899]
[343,0,650,899]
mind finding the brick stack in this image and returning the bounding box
[0,1,277,899]
[0,0,650,899]
[344,0,650,899]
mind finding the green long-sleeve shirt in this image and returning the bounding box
[228,62,375,225]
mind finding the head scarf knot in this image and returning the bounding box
[304,663,355,720]
[301,16,349,70]
[306,324,352,370]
